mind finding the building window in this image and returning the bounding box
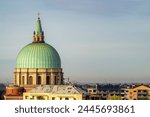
[68,87,72,90]
[88,90,92,93]
[19,77,21,85]
[27,76,33,85]
[21,76,25,85]
[93,90,96,92]
[54,76,57,84]
[37,76,41,85]
[52,97,55,100]
[37,96,44,100]
[46,76,50,85]
[65,98,69,100]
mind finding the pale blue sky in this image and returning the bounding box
[0,0,150,83]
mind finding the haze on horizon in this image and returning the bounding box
[0,0,150,83]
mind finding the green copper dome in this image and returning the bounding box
[16,17,61,68]
[16,43,61,68]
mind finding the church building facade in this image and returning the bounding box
[14,17,63,86]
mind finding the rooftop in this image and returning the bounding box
[27,85,87,94]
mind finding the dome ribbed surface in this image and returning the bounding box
[16,43,61,68]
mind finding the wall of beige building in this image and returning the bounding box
[14,68,63,85]
[23,93,83,100]
[123,85,150,100]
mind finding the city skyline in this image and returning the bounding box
[0,0,150,83]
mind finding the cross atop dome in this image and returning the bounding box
[38,12,40,19]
